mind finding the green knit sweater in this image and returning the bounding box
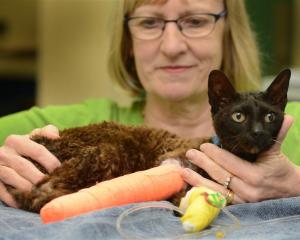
[0,98,299,165]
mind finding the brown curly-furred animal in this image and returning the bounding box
[12,122,207,211]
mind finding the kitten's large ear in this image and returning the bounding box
[208,70,238,114]
[264,69,291,110]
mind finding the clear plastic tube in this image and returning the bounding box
[116,202,184,239]
[116,202,240,239]
[116,202,300,239]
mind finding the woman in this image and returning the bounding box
[0,0,300,213]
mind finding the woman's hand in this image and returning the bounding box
[182,115,300,204]
[0,125,61,207]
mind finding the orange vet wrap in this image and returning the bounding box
[40,165,184,223]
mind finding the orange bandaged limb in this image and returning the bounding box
[40,165,185,223]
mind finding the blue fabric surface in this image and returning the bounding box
[1,197,300,240]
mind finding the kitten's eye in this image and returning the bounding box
[231,112,246,123]
[265,112,276,123]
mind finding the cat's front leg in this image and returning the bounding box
[158,148,195,169]
[159,159,191,207]
[158,149,208,207]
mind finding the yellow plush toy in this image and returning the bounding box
[179,187,226,233]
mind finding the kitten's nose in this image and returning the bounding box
[252,124,264,138]
[252,130,264,138]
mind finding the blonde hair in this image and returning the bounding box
[108,0,261,96]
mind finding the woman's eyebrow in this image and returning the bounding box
[132,8,211,18]
[131,10,164,17]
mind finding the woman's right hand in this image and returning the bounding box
[0,125,61,208]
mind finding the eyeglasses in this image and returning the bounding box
[126,11,226,40]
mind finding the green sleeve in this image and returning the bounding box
[0,98,144,145]
[283,102,300,165]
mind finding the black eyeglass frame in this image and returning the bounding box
[125,10,227,39]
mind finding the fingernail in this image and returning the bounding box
[182,168,192,177]
[47,125,60,137]
[186,149,197,158]
[199,143,210,151]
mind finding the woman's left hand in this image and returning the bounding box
[182,115,300,204]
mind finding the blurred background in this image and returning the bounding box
[0,0,299,117]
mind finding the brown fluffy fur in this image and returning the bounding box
[12,122,208,212]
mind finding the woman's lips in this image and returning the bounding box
[159,65,194,73]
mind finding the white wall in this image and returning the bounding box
[38,0,131,106]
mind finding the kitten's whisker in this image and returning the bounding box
[221,134,241,143]
[221,136,242,153]
[272,139,282,145]
[230,142,241,153]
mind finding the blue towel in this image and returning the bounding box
[1,196,300,239]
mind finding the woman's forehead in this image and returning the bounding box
[133,0,224,12]
[135,0,168,7]
[135,0,225,6]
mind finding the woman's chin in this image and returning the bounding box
[156,89,196,102]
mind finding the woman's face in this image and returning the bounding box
[130,0,225,102]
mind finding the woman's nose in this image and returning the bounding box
[160,23,188,58]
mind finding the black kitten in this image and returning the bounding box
[209,69,290,161]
